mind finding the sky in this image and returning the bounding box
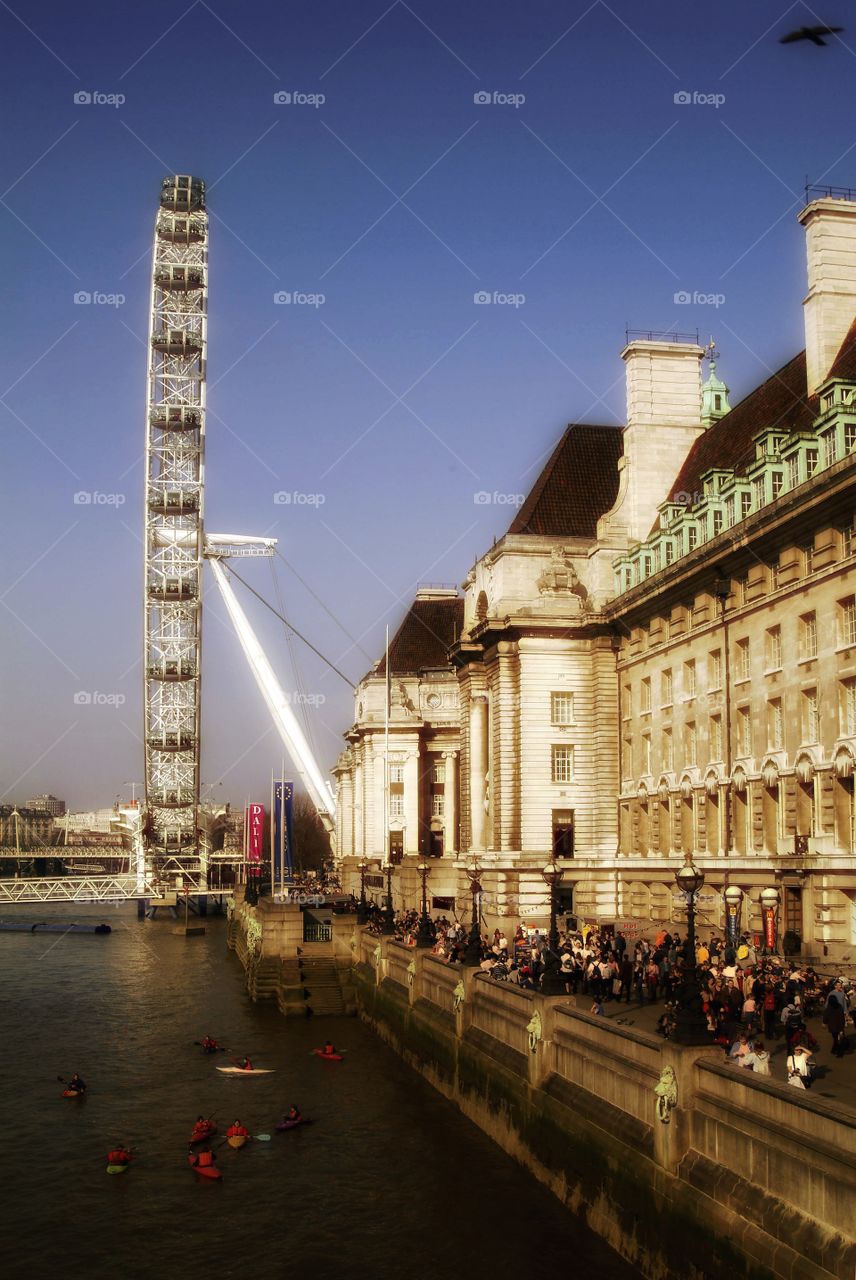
[0,0,853,810]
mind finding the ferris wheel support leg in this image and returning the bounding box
[208,557,336,842]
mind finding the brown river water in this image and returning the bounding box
[1,907,635,1279]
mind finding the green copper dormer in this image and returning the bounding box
[701,341,731,427]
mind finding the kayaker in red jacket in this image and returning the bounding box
[239,1056,254,1071]
[201,1036,219,1052]
[322,1041,336,1055]
[193,1146,216,1167]
[108,1145,131,1166]
[226,1120,249,1138]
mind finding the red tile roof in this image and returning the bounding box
[508,423,623,538]
[825,317,856,382]
[374,595,464,677]
[662,350,816,520]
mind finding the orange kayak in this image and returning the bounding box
[227,1133,248,1148]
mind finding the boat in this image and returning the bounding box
[190,1123,217,1145]
[106,1164,130,1175]
[275,1117,311,1132]
[62,1089,84,1098]
[214,1064,272,1075]
[227,1134,248,1149]
[188,1154,222,1180]
[313,1049,343,1061]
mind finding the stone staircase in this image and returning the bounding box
[300,954,353,1015]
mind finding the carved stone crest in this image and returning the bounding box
[537,547,589,601]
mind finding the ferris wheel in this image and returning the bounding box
[143,175,208,877]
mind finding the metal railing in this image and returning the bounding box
[303,922,332,943]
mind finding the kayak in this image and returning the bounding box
[201,1045,220,1055]
[313,1050,343,1061]
[62,1089,84,1098]
[106,1164,130,1174]
[227,1134,248,1149]
[190,1123,217,1145]
[188,1155,222,1180]
[275,1117,311,1132]
[214,1064,272,1075]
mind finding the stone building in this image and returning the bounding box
[335,194,856,956]
[333,588,463,901]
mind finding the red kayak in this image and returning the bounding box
[62,1089,85,1099]
[313,1049,343,1061]
[189,1122,217,1145]
[188,1155,222,1180]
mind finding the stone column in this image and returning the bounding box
[469,696,488,851]
[404,749,420,855]
[443,751,458,855]
[372,741,386,860]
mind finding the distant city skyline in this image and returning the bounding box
[2,0,853,807]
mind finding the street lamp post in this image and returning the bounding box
[723,883,744,957]
[382,861,395,934]
[463,860,483,965]
[416,860,435,948]
[540,860,566,997]
[356,859,368,924]
[760,886,780,955]
[671,856,710,1045]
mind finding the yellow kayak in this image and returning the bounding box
[227,1134,247,1149]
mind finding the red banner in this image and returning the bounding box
[763,906,776,950]
[246,803,264,876]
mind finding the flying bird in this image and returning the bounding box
[779,25,844,46]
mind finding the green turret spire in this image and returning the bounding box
[701,338,731,427]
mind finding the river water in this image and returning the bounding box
[2,907,634,1279]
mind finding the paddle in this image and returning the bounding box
[308,1048,348,1055]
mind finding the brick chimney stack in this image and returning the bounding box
[799,196,856,395]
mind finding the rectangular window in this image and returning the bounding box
[551,691,574,725]
[725,496,735,527]
[806,447,818,476]
[710,714,723,760]
[822,428,839,467]
[687,525,698,551]
[845,422,856,452]
[431,792,445,818]
[642,734,652,775]
[684,721,697,765]
[767,698,784,750]
[840,595,856,647]
[551,745,574,783]
[842,524,854,558]
[787,455,799,489]
[799,612,817,660]
[803,543,815,575]
[389,794,404,819]
[769,560,780,592]
[738,576,749,606]
[765,626,782,671]
[737,706,752,756]
[736,638,750,681]
[771,471,784,499]
[663,728,673,771]
[802,689,819,744]
[622,684,632,720]
[741,491,752,519]
[640,678,651,713]
[709,649,722,689]
[661,668,673,706]
[432,759,446,785]
[712,509,724,536]
[664,541,674,565]
[684,659,696,698]
[843,678,856,736]
[389,764,404,784]
[753,476,764,508]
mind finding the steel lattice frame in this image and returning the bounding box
[143,176,207,878]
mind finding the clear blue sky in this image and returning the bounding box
[0,0,850,809]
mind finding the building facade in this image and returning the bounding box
[335,194,856,957]
[27,794,66,817]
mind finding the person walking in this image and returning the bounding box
[823,981,848,1057]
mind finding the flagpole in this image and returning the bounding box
[280,755,285,897]
[385,624,390,870]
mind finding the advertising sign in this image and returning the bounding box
[246,803,264,877]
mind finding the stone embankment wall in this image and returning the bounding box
[226,893,356,1015]
[354,933,856,1280]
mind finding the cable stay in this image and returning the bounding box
[269,556,317,761]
